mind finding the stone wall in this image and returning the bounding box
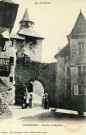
[15,57,57,107]
[0,92,12,118]
[55,56,65,108]
[16,39,42,62]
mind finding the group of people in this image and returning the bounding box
[41,93,49,109]
[22,92,49,109]
[22,93,32,109]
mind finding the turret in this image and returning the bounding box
[19,8,34,29]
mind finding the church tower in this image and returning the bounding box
[17,8,44,62]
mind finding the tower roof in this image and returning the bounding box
[18,8,44,39]
[20,8,33,23]
[68,10,86,37]
[54,43,70,59]
[17,27,44,39]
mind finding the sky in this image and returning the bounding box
[12,0,86,63]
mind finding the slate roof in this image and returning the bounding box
[55,11,86,59]
[18,8,43,39]
[54,43,70,59]
[18,27,44,39]
[10,32,25,40]
[19,8,33,24]
[68,11,86,37]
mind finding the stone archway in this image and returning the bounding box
[15,60,57,106]
[29,80,44,107]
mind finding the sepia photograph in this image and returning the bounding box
[0,0,86,134]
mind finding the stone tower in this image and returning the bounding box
[17,8,44,62]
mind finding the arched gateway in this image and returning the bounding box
[15,59,57,107]
[26,80,44,107]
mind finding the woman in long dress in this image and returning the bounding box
[29,94,32,108]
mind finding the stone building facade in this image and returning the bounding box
[0,0,19,105]
[0,0,19,117]
[55,11,86,112]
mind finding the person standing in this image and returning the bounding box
[26,87,30,108]
[44,93,49,109]
[29,94,32,108]
[41,95,45,108]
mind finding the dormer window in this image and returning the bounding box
[78,22,83,32]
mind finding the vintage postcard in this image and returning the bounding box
[0,0,86,134]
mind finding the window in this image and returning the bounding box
[78,42,84,54]
[21,22,26,26]
[84,85,86,95]
[12,40,15,46]
[9,77,13,82]
[74,85,82,95]
[26,22,30,27]
[83,66,86,74]
[28,22,32,27]
[6,66,10,71]
[67,67,70,75]
[74,85,78,95]
[78,66,81,76]
[78,22,83,32]
[1,40,6,51]
[2,44,6,51]
[78,85,82,94]
[10,57,14,64]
